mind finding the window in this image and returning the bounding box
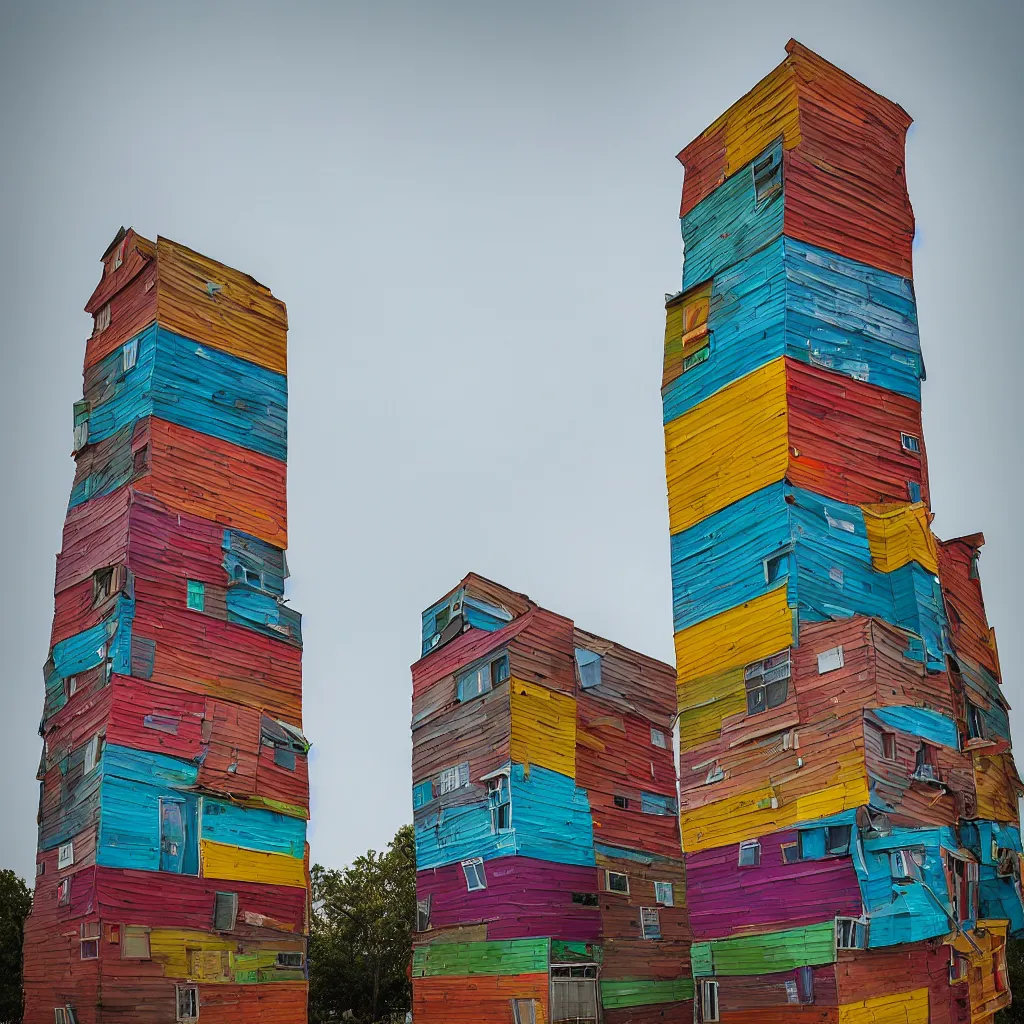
[58,842,74,870]
[487,774,511,832]
[65,675,78,699]
[84,735,103,774]
[825,825,852,857]
[186,580,205,612]
[213,892,238,931]
[752,149,783,203]
[966,702,986,741]
[969,551,981,580]
[949,950,969,983]
[907,480,922,502]
[412,779,433,810]
[54,1010,68,1024]
[744,649,791,715]
[654,881,674,906]
[914,744,939,782]
[133,444,149,475]
[738,840,761,868]
[699,979,720,1022]
[73,400,90,452]
[817,646,845,674]
[462,858,487,892]
[650,727,667,749]
[763,549,789,585]
[36,861,45,877]
[80,921,100,960]
[416,894,432,931]
[574,647,602,689]
[604,871,629,894]
[175,985,199,1022]
[901,432,921,453]
[881,731,896,761]
[57,878,70,906]
[276,951,304,969]
[781,842,799,865]
[890,849,922,882]
[113,240,125,270]
[796,964,814,1004]
[122,339,139,373]
[705,762,724,785]
[682,341,711,373]
[835,917,867,949]
[640,907,662,939]
[571,892,599,907]
[438,763,470,795]
[456,653,508,702]
[122,925,151,959]
[512,1000,537,1024]
[945,852,979,922]
[613,794,629,810]
[641,792,677,816]
[92,567,115,606]
[94,303,111,334]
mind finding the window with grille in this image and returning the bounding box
[175,985,199,1022]
[835,917,867,949]
[550,965,599,1023]
[901,432,921,453]
[752,149,782,202]
[640,907,661,939]
[744,649,791,715]
[438,763,470,795]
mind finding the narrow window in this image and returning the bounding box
[966,702,986,741]
[57,842,74,870]
[781,842,799,864]
[57,878,70,906]
[65,675,78,699]
[571,892,599,906]
[825,825,852,856]
[752,150,783,203]
[764,551,789,585]
[574,647,602,689]
[613,794,629,810]
[94,303,111,334]
[994,938,1008,993]
[907,480,922,502]
[186,580,205,612]
[654,881,674,906]
[901,432,921,454]
[412,780,433,810]
[512,1000,537,1024]
[640,906,662,939]
[416,894,432,931]
[835,916,867,949]
[461,858,487,892]
[175,985,199,1023]
[914,744,939,782]
[276,951,304,969]
[682,340,711,373]
[650,727,667,749]
[890,849,921,881]
[122,339,139,373]
[881,731,896,761]
[796,964,814,1004]
[83,735,103,774]
[605,870,629,894]
[969,552,981,580]
[699,979,720,1022]
[487,774,511,832]
[113,240,125,270]
[122,925,151,959]
[36,861,45,877]
[744,649,791,715]
[73,400,90,452]
[212,892,238,931]
[92,567,115,606]
[738,839,761,868]
[132,444,150,475]
[79,921,100,960]
[54,1010,68,1024]
[817,646,845,674]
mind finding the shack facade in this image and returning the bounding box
[23,230,309,1023]
[664,41,1023,1022]
[411,574,693,1021]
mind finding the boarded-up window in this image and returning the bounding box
[186,580,205,612]
[122,925,151,959]
[752,148,782,203]
[94,303,111,335]
[130,637,157,679]
[213,892,238,931]
[574,648,602,689]
[73,400,90,452]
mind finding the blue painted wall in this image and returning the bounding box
[84,323,288,461]
[414,763,595,869]
[873,707,960,749]
[201,797,306,857]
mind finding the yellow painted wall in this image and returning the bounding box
[678,666,747,752]
[510,678,576,778]
[838,987,929,1024]
[663,283,712,388]
[862,503,938,574]
[149,928,235,979]
[973,753,1022,824]
[664,358,789,534]
[675,585,794,691]
[201,839,308,888]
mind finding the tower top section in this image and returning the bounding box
[677,39,915,277]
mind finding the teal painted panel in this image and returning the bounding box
[201,798,306,858]
[874,707,959,749]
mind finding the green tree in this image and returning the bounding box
[0,870,32,1024]
[996,937,1024,1022]
[309,825,415,1023]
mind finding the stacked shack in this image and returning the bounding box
[664,41,1024,1022]
[23,229,309,1023]
[411,574,693,1021]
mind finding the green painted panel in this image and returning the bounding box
[551,940,603,964]
[600,977,694,1008]
[412,938,549,978]
[695,921,836,977]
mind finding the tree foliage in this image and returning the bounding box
[309,825,415,1023]
[996,938,1024,1023]
[0,870,31,1024]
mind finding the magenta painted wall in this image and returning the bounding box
[417,856,602,942]
[685,830,862,941]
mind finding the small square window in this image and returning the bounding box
[781,842,799,865]
[817,646,845,674]
[186,580,205,612]
[650,727,667,749]
[58,842,74,871]
[738,840,761,868]
[122,339,139,373]
[640,906,662,939]
[654,881,674,906]
[613,794,629,810]
[835,916,867,949]
[175,985,199,1022]
[705,763,724,785]
[132,444,150,475]
[900,432,921,454]
[826,825,852,856]
[122,925,151,960]
[462,858,487,892]
[605,870,629,894]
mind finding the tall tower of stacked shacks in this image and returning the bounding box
[410,574,693,1021]
[24,230,309,1023]
[664,41,1024,1023]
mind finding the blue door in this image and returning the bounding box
[159,796,199,874]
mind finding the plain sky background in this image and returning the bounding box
[1,0,1022,882]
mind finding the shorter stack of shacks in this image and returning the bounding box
[663,41,1024,1023]
[410,574,693,1022]
[23,230,309,1023]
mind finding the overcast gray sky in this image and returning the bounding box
[1,0,1022,881]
